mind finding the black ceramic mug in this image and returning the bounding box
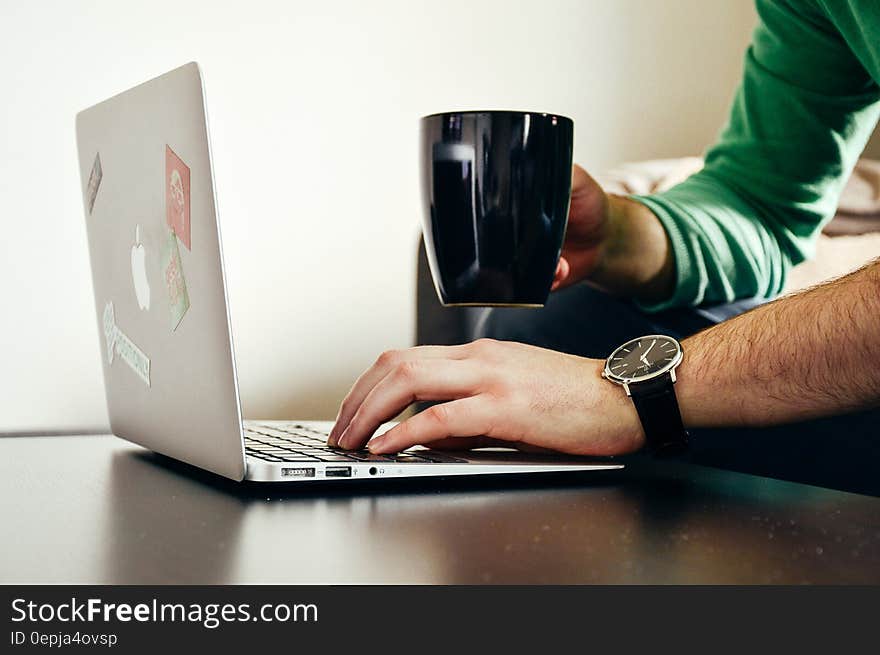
[420,110,574,307]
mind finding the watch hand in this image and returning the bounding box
[643,339,657,359]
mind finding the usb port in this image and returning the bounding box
[325,466,352,478]
[281,467,315,478]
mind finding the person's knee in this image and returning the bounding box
[472,285,648,357]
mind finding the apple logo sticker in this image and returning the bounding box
[131,224,151,311]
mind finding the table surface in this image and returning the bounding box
[2,435,879,584]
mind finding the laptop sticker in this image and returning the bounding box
[103,301,151,387]
[161,229,190,330]
[165,145,191,250]
[86,152,103,214]
[103,301,117,364]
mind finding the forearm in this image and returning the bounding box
[588,194,675,302]
[595,0,880,313]
[676,260,880,428]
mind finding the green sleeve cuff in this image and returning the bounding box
[627,194,702,314]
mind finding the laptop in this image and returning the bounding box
[75,62,623,483]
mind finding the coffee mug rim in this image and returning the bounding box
[421,109,573,124]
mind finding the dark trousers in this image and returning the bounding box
[474,284,880,497]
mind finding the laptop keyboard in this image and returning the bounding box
[243,422,467,464]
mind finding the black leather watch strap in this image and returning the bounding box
[629,373,689,456]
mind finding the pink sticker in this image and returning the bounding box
[165,145,191,250]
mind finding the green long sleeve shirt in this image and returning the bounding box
[633,0,880,311]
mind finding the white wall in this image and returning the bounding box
[0,0,757,433]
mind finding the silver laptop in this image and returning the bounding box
[75,62,622,483]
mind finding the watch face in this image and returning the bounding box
[605,335,681,383]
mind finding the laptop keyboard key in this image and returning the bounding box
[416,451,468,464]
[343,451,397,462]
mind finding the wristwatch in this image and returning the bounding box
[602,334,688,455]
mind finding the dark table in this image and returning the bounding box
[2,435,878,584]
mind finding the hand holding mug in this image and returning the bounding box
[550,164,612,292]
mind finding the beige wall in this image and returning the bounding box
[0,0,757,433]
[863,126,880,159]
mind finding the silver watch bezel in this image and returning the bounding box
[602,334,683,393]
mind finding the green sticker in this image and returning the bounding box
[102,301,151,386]
[161,231,190,331]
